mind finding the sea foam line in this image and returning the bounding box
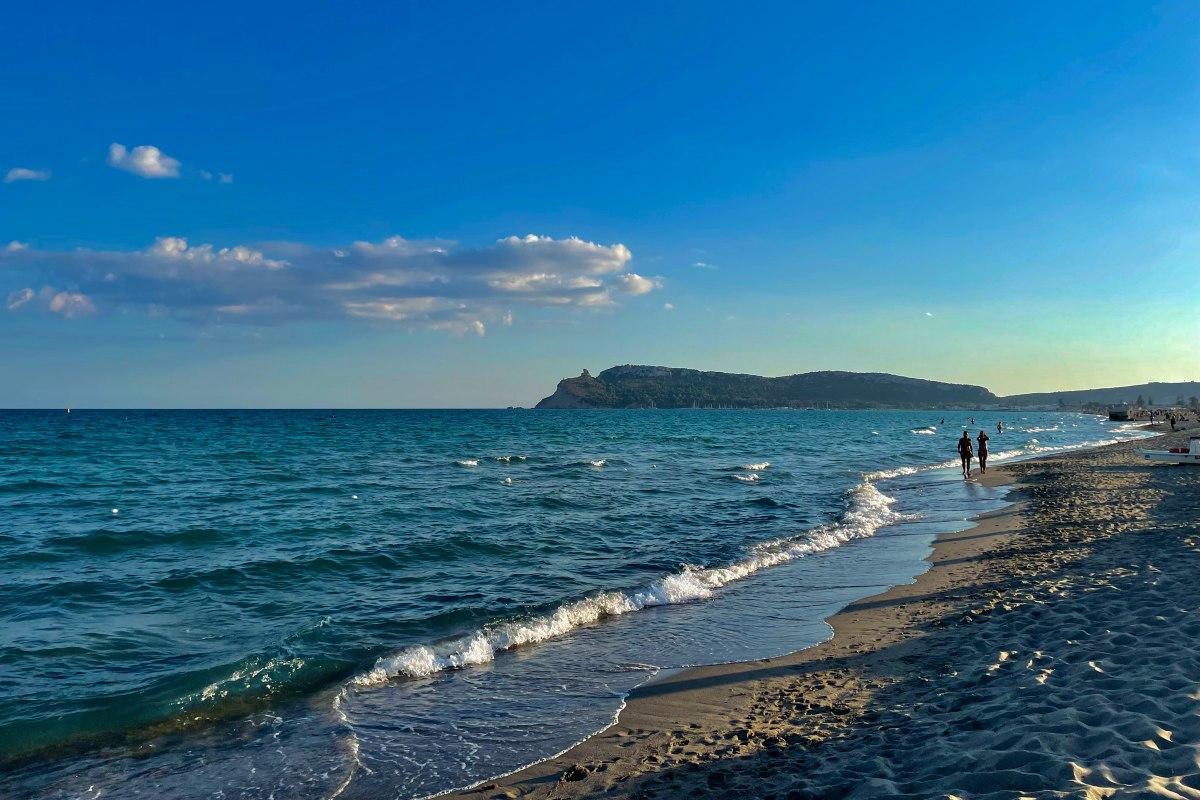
[865,432,1138,482]
[350,481,905,688]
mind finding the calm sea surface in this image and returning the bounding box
[0,409,1148,798]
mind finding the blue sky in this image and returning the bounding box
[2,1,1197,407]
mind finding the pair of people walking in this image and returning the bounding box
[958,429,989,478]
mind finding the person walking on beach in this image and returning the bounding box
[958,431,973,479]
[977,430,990,474]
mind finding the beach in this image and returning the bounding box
[455,427,1200,799]
[0,411,1163,798]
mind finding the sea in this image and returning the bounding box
[0,409,1151,799]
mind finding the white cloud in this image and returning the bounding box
[691,261,718,270]
[49,291,96,317]
[148,236,287,270]
[616,273,659,295]
[6,288,33,310]
[107,143,181,178]
[663,302,675,311]
[0,233,654,333]
[924,311,934,317]
[5,167,50,183]
[6,241,28,252]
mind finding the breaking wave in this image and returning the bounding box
[865,434,1130,481]
[350,481,905,687]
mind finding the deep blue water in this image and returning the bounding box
[0,409,1148,798]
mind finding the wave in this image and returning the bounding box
[455,459,479,468]
[493,455,527,463]
[910,426,937,435]
[742,461,770,471]
[733,473,760,483]
[586,459,606,468]
[349,481,904,687]
[865,432,1140,482]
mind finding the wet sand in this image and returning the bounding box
[452,429,1200,799]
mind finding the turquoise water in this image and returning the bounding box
[0,409,1147,798]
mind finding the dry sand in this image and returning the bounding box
[451,429,1200,799]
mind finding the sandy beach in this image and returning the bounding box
[454,427,1200,799]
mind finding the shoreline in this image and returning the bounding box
[453,429,1195,798]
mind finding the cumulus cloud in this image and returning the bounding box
[49,291,96,317]
[0,233,654,334]
[5,167,50,183]
[107,143,182,178]
[616,272,659,295]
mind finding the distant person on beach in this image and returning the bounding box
[996,420,1003,434]
[958,431,973,479]
[977,430,990,473]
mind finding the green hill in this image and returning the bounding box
[535,366,998,409]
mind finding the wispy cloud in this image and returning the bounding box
[691,261,718,270]
[1,233,656,335]
[4,167,51,183]
[198,170,235,183]
[107,143,181,178]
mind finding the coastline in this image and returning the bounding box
[452,428,1198,798]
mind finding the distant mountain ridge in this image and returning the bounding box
[1000,381,1200,408]
[535,365,998,409]
[534,366,1199,410]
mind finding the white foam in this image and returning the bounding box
[866,432,1143,482]
[456,459,479,467]
[350,481,905,688]
[911,426,937,435]
[500,477,513,486]
[588,459,606,468]
[733,473,760,483]
[743,462,770,471]
[493,455,527,463]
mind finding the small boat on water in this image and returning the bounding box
[1142,435,1200,464]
